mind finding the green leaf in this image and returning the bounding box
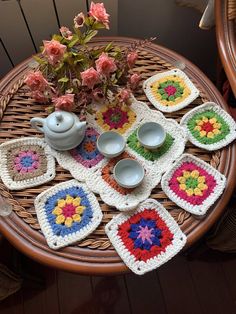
[84,16,94,27]
[33,55,47,65]
[74,58,84,64]
[58,77,69,83]
[83,30,98,44]
[92,21,106,30]
[105,42,113,52]
[68,35,79,48]
[55,62,64,72]
[52,34,63,42]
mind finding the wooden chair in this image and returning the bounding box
[215,0,236,98]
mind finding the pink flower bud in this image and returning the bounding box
[24,71,48,91]
[127,51,138,68]
[31,90,48,103]
[74,12,85,28]
[60,26,73,40]
[95,52,117,77]
[80,67,100,89]
[130,73,141,89]
[89,2,110,29]
[42,40,66,66]
[119,88,131,103]
[52,94,74,111]
[92,88,104,102]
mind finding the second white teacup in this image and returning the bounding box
[137,122,166,150]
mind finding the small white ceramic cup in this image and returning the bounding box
[137,122,166,150]
[97,131,126,158]
[113,158,144,188]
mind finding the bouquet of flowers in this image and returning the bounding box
[24,2,148,118]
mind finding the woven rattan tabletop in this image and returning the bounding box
[0,37,235,275]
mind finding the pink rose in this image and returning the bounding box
[89,2,110,29]
[42,40,66,66]
[60,26,73,40]
[127,51,138,68]
[74,12,85,28]
[95,52,117,76]
[24,71,48,91]
[119,88,131,103]
[92,88,104,102]
[130,73,141,89]
[80,67,100,89]
[31,90,48,103]
[53,94,75,111]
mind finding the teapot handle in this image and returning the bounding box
[30,117,45,133]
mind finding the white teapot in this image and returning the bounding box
[31,111,86,151]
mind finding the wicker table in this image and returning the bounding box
[0,37,235,275]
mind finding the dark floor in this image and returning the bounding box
[1,238,236,314]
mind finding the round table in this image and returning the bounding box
[0,37,235,275]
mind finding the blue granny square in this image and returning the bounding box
[34,180,103,249]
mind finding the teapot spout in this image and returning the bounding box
[76,121,87,132]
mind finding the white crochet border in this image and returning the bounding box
[53,99,187,211]
[161,154,226,215]
[180,102,236,151]
[105,198,186,275]
[143,69,200,113]
[86,165,162,211]
[0,137,55,190]
[34,179,103,250]
[124,102,188,173]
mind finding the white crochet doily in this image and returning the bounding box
[0,137,55,190]
[34,179,103,249]
[105,198,186,275]
[53,99,187,211]
[180,102,236,151]
[161,154,226,215]
[143,69,199,112]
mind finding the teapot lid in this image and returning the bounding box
[46,111,74,133]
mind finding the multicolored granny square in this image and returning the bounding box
[0,137,55,190]
[53,100,187,211]
[105,199,186,275]
[180,102,236,150]
[125,108,187,172]
[52,127,107,182]
[143,69,199,112]
[161,154,226,215]
[127,128,174,162]
[86,151,162,211]
[96,104,137,134]
[34,180,102,249]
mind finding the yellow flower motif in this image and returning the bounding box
[195,115,222,138]
[96,105,136,134]
[177,170,208,197]
[150,75,191,106]
[53,195,86,227]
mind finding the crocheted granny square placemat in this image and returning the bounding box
[161,154,226,215]
[34,180,103,249]
[53,100,187,211]
[180,102,236,151]
[0,137,55,190]
[51,127,108,182]
[86,151,162,211]
[143,69,199,113]
[105,199,186,275]
[125,103,188,173]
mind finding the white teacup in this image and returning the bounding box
[113,158,144,188]
[97,131,126,158]
[137,122,166,150]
